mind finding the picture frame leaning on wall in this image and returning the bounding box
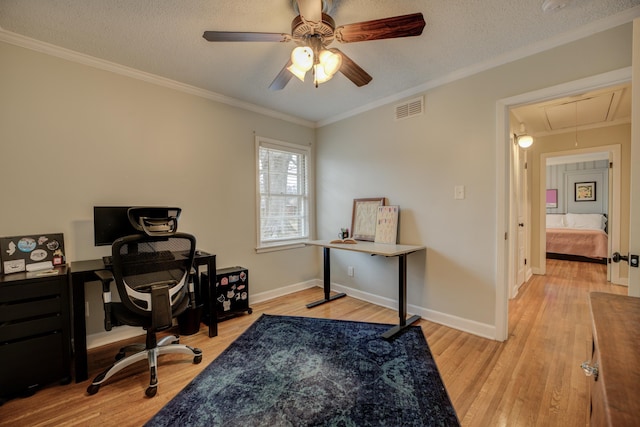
[351,198,385,241]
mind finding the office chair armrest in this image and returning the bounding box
[95,270,115,331]
[189,268,197,310]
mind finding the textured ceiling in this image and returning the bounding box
[1,0,639,125]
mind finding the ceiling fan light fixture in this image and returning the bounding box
[287,63,308,82]
[290,46,314,71]
[318,49,342,76]
[204,8,425,91]
[314,63,333,84]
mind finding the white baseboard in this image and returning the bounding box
[250,280,318,304]
[87,326,144,349]
[86,278,496,348]
[526,268,533,282]
[616,278,629,286]
[85,280,318,348]
[328,281,496,340]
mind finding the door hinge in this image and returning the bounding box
[524,258,527,265]
[524,162,528,170]
[504,232,508,240]
[610,161,613,168]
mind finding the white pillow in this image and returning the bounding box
[546,214,566,228]
[565,213,605,230]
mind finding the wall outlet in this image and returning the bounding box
[348,266,354,277]
[454,185,465,200]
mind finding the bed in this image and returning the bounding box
[546,213,608,264]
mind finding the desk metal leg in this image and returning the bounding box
[206,256,218,338]
[382,253,420,339]
[306,247,346,308]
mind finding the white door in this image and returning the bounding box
[607,154,613,282]
[516,147,527,293]
[628,19,640,297]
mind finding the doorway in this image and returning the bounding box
[495,68,631,341]
[539,148,621,284]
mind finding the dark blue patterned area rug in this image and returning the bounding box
[145,314,459,426]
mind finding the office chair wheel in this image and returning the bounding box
[145,386,157,398]
[194,354,202,364]
[87,384,100,395]
[248,308,253,314]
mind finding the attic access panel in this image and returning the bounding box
[543,91,621,130]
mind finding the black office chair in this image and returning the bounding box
[87,232,202,398]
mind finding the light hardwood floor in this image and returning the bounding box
[0,259,626,426]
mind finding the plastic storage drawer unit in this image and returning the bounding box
[202,266,252,324]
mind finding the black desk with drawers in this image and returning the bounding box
[0,266,72,400]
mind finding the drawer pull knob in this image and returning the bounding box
[581,361,599,379]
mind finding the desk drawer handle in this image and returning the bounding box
[581,361,599,379]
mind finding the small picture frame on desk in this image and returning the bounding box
[374,205,399,244]
[351,198,385,241]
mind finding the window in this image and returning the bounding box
[256,136,311,251]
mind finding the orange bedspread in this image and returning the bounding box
[546,228,608,259]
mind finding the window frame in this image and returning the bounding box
[255,136,314,253]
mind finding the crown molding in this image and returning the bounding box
[3,4,640,130]
[317,5,640,127]
[0,28,315,129]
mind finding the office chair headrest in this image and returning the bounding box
[127,207,181,236]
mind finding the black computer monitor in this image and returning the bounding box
[93,206,138,246]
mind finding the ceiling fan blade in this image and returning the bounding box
[295,0,322,24]
[203,31,290,42]
[269,60,294,90]
[335,13,426,43]
[332,49,372,87]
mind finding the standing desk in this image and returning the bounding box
[69,251,216,382]
[305,240,425,339]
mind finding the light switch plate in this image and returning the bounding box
[454,185,465,200]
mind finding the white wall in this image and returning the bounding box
[316,23,633,334]
[0,22,635,340]
[0,41,318,335]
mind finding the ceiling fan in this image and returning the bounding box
[203,0,426,89]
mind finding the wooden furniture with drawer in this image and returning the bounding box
[584,292,640,426]
[0,267,71,401]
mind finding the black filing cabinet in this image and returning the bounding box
[201,266,252,323]
[0,267,71,401]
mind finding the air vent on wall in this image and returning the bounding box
[395,96,424,121]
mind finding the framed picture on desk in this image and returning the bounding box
[351,198,385,241]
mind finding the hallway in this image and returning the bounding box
[459,259,626,426]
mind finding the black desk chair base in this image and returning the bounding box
[87,332,202,398]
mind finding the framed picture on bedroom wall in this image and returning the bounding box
[575,182,596,202]
[546,189,558,208]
